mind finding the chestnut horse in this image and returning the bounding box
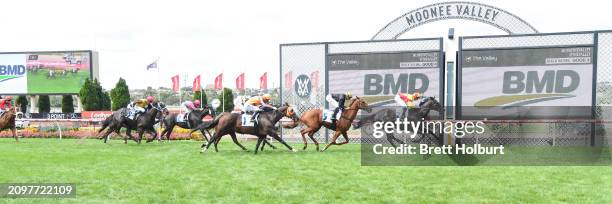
[298,97,371,151]
[0,107,17,142]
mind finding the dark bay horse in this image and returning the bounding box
[98,103,166,144]
[297,97,371,151]
[160,108,214,142]
[0,107,17,142]
[353,96,444,147]
[199,103,299,154]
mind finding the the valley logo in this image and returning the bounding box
[294,74,312,98]
[475,70,579,107]
[0,64,26,82]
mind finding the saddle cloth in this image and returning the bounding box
[241,114,256,127]
[322,109,341,123]
[176,113,187,123]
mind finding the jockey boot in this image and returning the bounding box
[252,111,261,127]
[330,118,337,130]
[184,112,190,121]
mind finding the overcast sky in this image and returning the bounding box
[0,0,610,90]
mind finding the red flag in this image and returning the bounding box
[193,75,201,93]
[284,71,292,90]
[310,71,319,91]
[171,75,180,92]
[235,73,245,91]
[260,72,267,90]
[214,73,223,90]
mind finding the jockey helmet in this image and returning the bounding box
[5,96,12,101]
[146,96,154,103]
[413,91,421,99]
[262,94,271,101]
[346,91,352,98]
[194,100,201,106]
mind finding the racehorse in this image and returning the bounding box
[353,96,444,147]
[0,107,17,142]
[98,103,167,144]
[297,97,371,151]
[160,108,214,142]
[199,103,299,154]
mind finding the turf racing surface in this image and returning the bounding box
[1,138,610,203]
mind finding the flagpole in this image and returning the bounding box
[200,75,203,109]
[222,73,225,112]
[156,57,161,104]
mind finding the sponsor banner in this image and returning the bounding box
[328,52,441,106]
[0,54,28,94]
[0,51,92,94]
[460,47,594,119]
[21,113,82,119]
[81,111,113,120]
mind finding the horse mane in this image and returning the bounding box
[348,98,358,106]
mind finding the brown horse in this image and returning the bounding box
[200,103,299,154]
[0,107,17,142]
[298,97,371,151]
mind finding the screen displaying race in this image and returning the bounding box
[459,46,594,119]
[0,51,92,94]
[328,51,442,106]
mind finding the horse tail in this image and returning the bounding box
[197,114,221,130]
[98,116,113,134]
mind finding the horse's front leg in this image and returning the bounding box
[146,128,158,143]
[11,127,18,142]
[268,132,295,152]
[137,128,145,144]
[199,129,209,142]
[126,127,137,143]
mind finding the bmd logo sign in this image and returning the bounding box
[475,70,580,106]
[0,64,26,82]
[328,52,441,103]
[461,47,593,107]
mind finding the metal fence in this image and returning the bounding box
[280,39,442,143]
[280,30,612,146]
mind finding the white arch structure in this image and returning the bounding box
[372,1,538,40]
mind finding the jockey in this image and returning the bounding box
[180,100,200,121]
[244,94,272,113]
[395,91,422,118]
[394,91,422,109]
[126,96,154,120]
[0,96,12,116]
[244,94,272,122]
[326,92,352,124]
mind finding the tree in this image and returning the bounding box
[38,95,50,113]
[79,78,97,111]
[100,91,111,110]
[79,78,111,111]
[62,95,74,113]
[216,88,234,113]
[16,95,28,113]
[193,89,208,105]
[110,78,130,111]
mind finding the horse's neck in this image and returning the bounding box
[418,102,432,118]
[343,101,359,120]
[264,109,284,123]
[146,109,158,120]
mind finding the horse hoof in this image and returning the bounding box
[291,149,298,152]
[302,146,307,150]
[200,147,207,153]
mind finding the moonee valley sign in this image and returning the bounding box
[372,1,538,40]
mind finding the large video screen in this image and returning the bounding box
[0,51,92,94]
[328,51,442,107]
[459,46,594,119]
